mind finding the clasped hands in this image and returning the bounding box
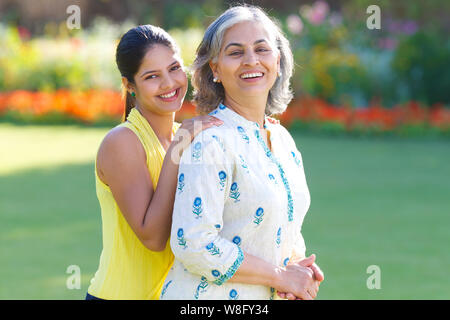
[276,254,324,300]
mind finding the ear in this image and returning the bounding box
[121,77,135,94]
[277,52,281,73]
[208,60,218,79]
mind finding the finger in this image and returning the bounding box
[308,290,316,299]
[297,254,316,267]
[301,290,314,301]
[286,293,297,300]
[311,263,324,282]
[276,291,286,299]
[315,281,320,293]
[208,116,223,124]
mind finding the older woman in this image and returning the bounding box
[161,5,323,300]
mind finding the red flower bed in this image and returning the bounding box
[279,96,450,133]
[0,90,449,135]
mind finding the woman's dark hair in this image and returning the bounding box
[115,25,180,121]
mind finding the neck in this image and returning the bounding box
[223,93,267,128]
[135,105,175,149]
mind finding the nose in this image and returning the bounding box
[242,50,259,66]
[160,72,176,90]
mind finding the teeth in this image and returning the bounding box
[160,90,177,98]
[241,72,263,79]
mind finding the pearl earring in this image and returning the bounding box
[213,76,219,83]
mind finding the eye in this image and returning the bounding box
[229,50,243,56]
[256,47,270,53]
[145,74,157,80]
[170,65,181,71]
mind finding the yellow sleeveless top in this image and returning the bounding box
[88,108,180,300]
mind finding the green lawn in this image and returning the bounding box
[1,123,449,299]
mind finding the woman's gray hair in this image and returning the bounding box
[191,5,294,116]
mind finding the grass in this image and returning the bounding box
[0,123,449,299]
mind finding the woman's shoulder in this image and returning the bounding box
[103,123,141,148]
[97,124,145,163]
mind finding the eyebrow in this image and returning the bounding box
[224,39,268,51]
[140,61,178,78]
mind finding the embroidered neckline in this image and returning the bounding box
[254,129,294,222]
[218,103,270,131]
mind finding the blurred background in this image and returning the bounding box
[0,0,449,299]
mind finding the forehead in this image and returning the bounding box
[221,20,275,48]
[139,44,180,70]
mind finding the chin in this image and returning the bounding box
[240,87,271,97]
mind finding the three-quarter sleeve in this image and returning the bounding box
[170,131,244,285]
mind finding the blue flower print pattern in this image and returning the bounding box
[268,173,278,185]
[209,109,218,115]
[229,182,240,202]
[205,242,222,257]
[229,289,239,300]
[237,126,250,144]
[177,173,185,193]
[211,135,225,153]
[192,197,203,219]
[211,269,221,279]
[219,104,226,110]
[291,151,301,167]
[160,280,172,299]
[218,170,227,191]
[276,227,281,248]
[239,155,250,174]
[232,236,241,246]
[191,141,202,162]
[283,257,290,267]
[177,228,187,249]
[194,276,209,299]
[253,207,264,225]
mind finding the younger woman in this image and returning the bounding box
[86,25,222,300]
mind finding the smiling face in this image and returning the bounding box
[210,20,280,102]
[129,44,188,115]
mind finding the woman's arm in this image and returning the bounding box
[97,116,222,251]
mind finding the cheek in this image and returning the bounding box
[178,72,188,88]
[264,53,279,70]
[138,81,160,99]
[218,60,239,81]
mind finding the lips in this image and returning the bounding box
[240,72,264,79]
[158,88,180,102]
[239,71,265,82]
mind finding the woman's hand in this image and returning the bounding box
[276,254,324,300]
[273,262,318,300]
[178,115,223,142]
[170,115,223,163]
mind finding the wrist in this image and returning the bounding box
[269,266,283,289]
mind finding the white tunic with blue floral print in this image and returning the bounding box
[160,103,311,300]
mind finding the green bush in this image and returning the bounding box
[392,31,450,105]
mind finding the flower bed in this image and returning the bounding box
[279,96,450,137]
[0,90,448,137]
